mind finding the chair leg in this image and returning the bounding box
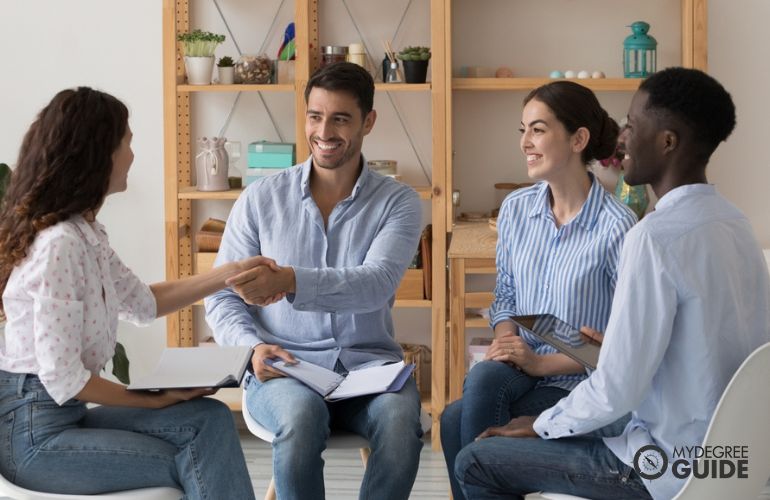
[360,447,371,468]
[265,476,276,500]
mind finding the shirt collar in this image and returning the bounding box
[654,183,715,212]
[70,214,106,247]
[299,155,371,201]
[528,172,605,231]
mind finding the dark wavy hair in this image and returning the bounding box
[524,81,619,164]
[639,67,736,163]
[0,87,128,312]
[305,61,374,118]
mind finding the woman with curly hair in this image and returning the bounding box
[0,87,262,498]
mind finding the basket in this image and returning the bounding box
[400,342,431,398]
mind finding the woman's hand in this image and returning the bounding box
[149,387,219,408]
[485,333,543,375]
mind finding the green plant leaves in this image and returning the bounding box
[111,341,130,384]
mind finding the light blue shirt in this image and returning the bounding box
[204,157,422,370]
[490,174,636,390]
[534,184,770,499]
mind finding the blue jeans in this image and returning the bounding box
[455,431,650,500]
[245,372,423,500]
[0,371,254,500]
[440,361,569,500]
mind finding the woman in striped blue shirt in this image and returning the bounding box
[441,81,637,500]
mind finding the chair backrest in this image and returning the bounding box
[1,467,182,500]
[673,342,770,499]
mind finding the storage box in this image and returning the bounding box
[400,342,431,398]
[468,337,493,371]
[247,141,295,168]
[244,167,290,186]
[395,269,424,300]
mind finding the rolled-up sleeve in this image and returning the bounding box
[109,249,157,325]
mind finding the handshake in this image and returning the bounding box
[226,255,296,307]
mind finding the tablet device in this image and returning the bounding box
[511,314,600,370]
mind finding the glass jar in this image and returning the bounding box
[234,54,273,84]
[321,46,348,67]
[346,43,366,68]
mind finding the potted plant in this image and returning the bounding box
[397,46,431,83]
[217,56,235,85]
[177,29,225,85]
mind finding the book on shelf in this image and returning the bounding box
[265,358,414,401]
[127,346,252,391]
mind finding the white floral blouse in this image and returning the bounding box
[1,215,156,404]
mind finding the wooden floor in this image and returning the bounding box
[240,430,451,499]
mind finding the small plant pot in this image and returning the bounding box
[218,66,235,85]
[402,59,429,84]
[184,56,214,85]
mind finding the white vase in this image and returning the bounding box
[184,56,214,85]
[218,66,234,85]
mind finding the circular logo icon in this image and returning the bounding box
[634,445,668,480]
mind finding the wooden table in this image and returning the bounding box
[447,222,497,402]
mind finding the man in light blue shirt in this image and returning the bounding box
[454,68,770,499]
[205,62,423,500]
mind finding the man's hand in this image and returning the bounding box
[251,344,297,382]
[227,260,295,306]
[485,333,543,376]
[477,415,539,440]
[580,326,604,345]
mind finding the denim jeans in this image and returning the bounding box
[455,431,650,500]
[245,372,423,500]
[0,370,255,500]
[440,361,569,500]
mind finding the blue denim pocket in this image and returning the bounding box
[0,410,16,481]
[29,397,85,447]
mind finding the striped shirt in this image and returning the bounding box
[490,173,636,390]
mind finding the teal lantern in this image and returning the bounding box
[623,21,657,78]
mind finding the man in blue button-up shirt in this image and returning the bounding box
[454,68,770,500]
[205,63,423,499]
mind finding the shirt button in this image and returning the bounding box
[569,429,574,434]
[334,347,340,351]
[543,431,549,437]
[297,304,305,310]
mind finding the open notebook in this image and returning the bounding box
[127,346,252,391]
[265,358,414,401]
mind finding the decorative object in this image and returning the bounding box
[495,66,514,78]
[592,70,606,78]
[564,69,577,78]
[577,70,590,79]
[321,46,348,67]
[196,218,227,252]
[623,21,657,78]
[178,29,225,85]
[382,40,403,83]
[224,141,242,188]
[398,46,431,84]
[346,43,366,68]
[217,56,235,84]
[276,23,296,84]
[367,160,397,176]
[234,54,272,84]
[614,172,649,219]
[195,137,230,191]
[549,70,565,79]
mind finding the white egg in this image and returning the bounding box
[591,71,606,79]
[564,70,577,78]
[577,70,590,79]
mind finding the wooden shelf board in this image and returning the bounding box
[452,77,641,92]
[375,83,431,92]
[178,83,294,93]
[179,186,242,200]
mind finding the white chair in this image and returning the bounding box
[526,342,770,500]
[0,471,182,500]
[241,388,431,500]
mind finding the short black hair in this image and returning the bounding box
[305,62,374,117]
[524,81,619,164]
[640,67,736,161]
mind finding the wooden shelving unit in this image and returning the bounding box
[163,0,447,448]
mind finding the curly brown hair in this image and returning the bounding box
[0,87,128,312]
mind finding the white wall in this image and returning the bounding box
[1,0,768,378]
